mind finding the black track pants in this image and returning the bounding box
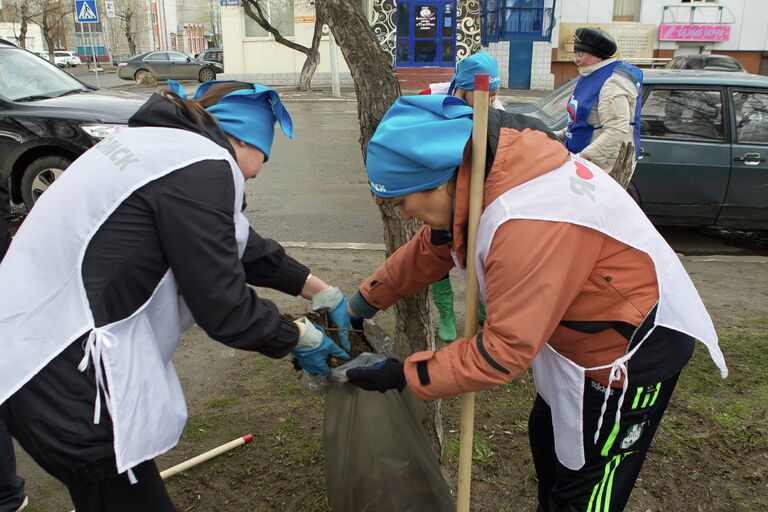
[529,373,680,512]
[0,420,25,512]
[67,460,176,512]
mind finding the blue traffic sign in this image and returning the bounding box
[75,0,99,23]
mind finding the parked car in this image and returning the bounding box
[53,50,81,68]
[33,51,50,61]
[507,70,768,229]
[111,52,133,66]
[117,51,223,83]
[0,39,144,209]
[198,48,223,68]
[664,54,746,72]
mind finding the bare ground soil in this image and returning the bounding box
[16,248,768,512]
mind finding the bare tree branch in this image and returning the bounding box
[241,0,310,55]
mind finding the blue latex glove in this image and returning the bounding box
[292,318,350,376]
[312,287,355,352]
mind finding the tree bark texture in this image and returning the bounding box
[608,142,635,189]
[316,0,444,457]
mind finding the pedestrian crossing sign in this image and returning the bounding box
[75,0,99,23]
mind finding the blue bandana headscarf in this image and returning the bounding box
[167,80,293,161]
[366,95,473,199]
[448,51,501,94]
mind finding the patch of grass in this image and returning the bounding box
[443,434,495,467]
[205,395,235,408]
[181,411,229,441]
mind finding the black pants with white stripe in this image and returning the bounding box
[529,373,680,512]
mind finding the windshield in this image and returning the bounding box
[535,79,577,122]
[0,48,87,101]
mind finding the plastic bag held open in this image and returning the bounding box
[322,321,455,512]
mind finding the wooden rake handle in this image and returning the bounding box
[457,74,490,512]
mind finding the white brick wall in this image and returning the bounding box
[530,41,555,90]
[485,41,510,88]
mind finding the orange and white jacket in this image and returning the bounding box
[357,111,663,401]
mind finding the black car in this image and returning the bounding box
[198,48,224,68]
[506,70,768,229]
[0,39,144,208]
[664,54,746,72]
[117,51,223,83]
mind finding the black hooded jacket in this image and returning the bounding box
[0,94,306,479]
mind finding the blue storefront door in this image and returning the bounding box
[397,1,456,67]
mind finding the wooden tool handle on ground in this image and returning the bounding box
[159,433,254,479]
[457,74,490,512]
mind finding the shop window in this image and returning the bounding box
[613,0,640,21]
[244,0,295,37]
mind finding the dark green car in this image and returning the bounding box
[512,70,768,229]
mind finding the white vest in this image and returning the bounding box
[0,127,250,476]
[465,156,728,469]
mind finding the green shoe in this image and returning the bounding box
[478,301,487,325]
[432,279,457,342]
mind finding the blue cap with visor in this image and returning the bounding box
[166,80,293,161]
[366,95,473,199]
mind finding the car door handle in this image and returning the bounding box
[734,152,765,165]
[638,147,650,159]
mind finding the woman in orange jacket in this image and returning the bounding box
[343,95,728,511]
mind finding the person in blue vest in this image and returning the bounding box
[557,27,643,175]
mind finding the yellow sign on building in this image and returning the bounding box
[556,22,656,62]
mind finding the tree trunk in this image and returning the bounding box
[19,19,28,49]
[297,15,323,92]
[316,0,444,457]
[609,142,635,189]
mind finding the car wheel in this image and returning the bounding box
[198,68,215,83]
[21,155,72,209]
[134,69,152,83]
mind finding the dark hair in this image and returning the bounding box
[159,82,253,127]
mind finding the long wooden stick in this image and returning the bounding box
[160,433,254,479]
[457,74,490,512]
[70,434,254,512]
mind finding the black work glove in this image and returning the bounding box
[346,358,406,393]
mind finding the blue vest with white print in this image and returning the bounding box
[565,61,643,157]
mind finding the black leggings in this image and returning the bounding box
[529,373,680,512]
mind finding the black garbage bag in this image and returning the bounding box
[323,352,455,512]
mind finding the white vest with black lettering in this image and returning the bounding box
[0,127,250,478]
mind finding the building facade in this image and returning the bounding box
[222,0,768,89]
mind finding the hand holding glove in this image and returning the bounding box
[346,358,406,393]
[312,287,357,352]
[292,318,350,376]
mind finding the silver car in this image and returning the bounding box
[117,51,223,83]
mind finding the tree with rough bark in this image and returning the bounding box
[609,142,635,189]
[313,0,445,456]
[241,0,322,91]
[113,0,139,56]
[0,0,32,49]
[27,0,72,61]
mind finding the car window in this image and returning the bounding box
[535,79,577,122]
[732,91,768,145]
[145,52,169,61]
[168,52,188,62]
[54,52,68,57]
[0,48,86,101]
[641,88,725,142]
